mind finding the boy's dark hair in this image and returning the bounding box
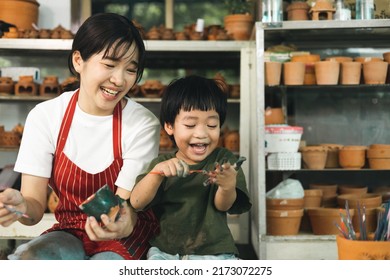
[159,75,228,128]
[68,13,145,86]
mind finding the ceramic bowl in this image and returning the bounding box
[79,184,123,222]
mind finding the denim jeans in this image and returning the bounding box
[8,231,124,260]
[147,246,239,260]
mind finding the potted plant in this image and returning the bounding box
[223,0,254,40]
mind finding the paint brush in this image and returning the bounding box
[149,170,208,175]
[3,205,34,221]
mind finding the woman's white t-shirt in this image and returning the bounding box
[14,90,160,191]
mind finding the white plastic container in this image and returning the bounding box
[265,125,303,153]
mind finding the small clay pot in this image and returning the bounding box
[315,61,340,85]
[265,61,282,86]
[283,61,305,85]
[340,61,362,85]
[266,198,305,210]
[303,189,323,208]
[266,209,303,235]
[286,1,310,21]
[308,207,354,235]
[338,185,368,195]
[319,143,343,168]
[79,184,123,222]
[291,54,321,85]
[339,145,367,169]
[224,130,240,152]
[363,61,388,85]
[337,193,382,209]
[264,107,285,125]
[301,145,328,170]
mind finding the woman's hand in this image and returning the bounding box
[0,188,26,227]
[85,201,137,241]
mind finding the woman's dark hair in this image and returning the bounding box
[160,75,228,128]
[67,13,146,87]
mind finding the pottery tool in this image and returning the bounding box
[149,169,208,175]
[334,221,349,239]
[3,204,34,222]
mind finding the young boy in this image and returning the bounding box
[130,75,252,260]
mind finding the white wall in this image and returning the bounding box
[37,0,72,29]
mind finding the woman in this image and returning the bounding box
[0,13,160,260]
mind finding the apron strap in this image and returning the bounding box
[56,89,122,158]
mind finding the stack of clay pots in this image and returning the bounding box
[367,144,390,169]
[266,197,304,235]
[309,184,338,208]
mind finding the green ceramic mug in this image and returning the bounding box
[79,184,124,222]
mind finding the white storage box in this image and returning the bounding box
[267,152,301,170]
[265,125,303,153]
[0,67,40,82]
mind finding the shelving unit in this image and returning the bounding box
[252,19,390,260]
[0,39,256,245]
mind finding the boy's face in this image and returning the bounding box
[165,109,220,165]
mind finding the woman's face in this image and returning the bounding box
[72,43,139,116]
[165,109,221,165]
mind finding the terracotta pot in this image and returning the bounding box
[369,144,390,150]
[264,107,285,125]
[337,234,390,260]
[266,198,304,210]
[223,14,254,41]
[309,184,338,196]
[321,194,338,208]
[325,56,353,63]
[266,209,303,235]
[367,148,390,158]
[362,61,388,85]
[314,61,340,85]
[383,52,390,63]
[340,61,362,85]
[291,54,320,85]
[368,158,390,170]
[338,145,367,169]
[286,1,310,21]
[337,193,382,209]
[223,130,240,152]
[301,145,328,170]
[303,189,323,208]
[0,0,39,29]
[308,207,354,235]
[265,61,282,86]
[338,185,368,195]
[351,207,378,233]
[354,56,383,63]
[372,186,390,202]
[319,143,343,168]
[283,62,305,85]
[0,77,14,94]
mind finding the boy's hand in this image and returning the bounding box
[151,158,190,178]
[214,162,237,192]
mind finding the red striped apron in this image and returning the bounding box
[43,90,159,259]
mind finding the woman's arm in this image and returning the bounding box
[0,174,48,226]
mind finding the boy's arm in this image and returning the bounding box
[130,158,189,210]
[130,173,164,211]
[213,163,237,211]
